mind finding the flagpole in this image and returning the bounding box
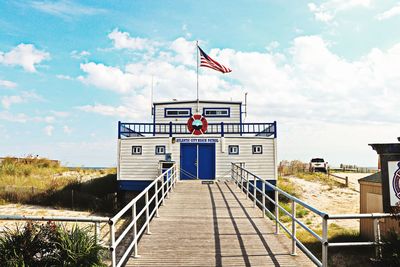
[196,40,199,113]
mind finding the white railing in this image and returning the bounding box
[109,164,178,267]
[231,163,400,267]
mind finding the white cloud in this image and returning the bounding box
[44,125,54,136]
[78,62,144,93]
[29,0,105,18]
[108,28,156,51]
[0,44,50,72]
[308,0,371,23]
[0,79,17,89]
[169,37,196,66]
[56,74,74,80]
[76,32,400,165]
[70,50,90,59]
[63,125,72,134]
[1,95,23,109]
[51,111,70,117]
[0,111,54,124]
[1,91,42,109]
[0,111,29,123]
[376,3,400,20]
[77,104,137,119]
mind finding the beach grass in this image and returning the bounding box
[0,157,117,213]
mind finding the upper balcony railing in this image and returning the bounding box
[118,121,276,138]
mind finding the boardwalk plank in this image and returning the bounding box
[124,181,315,267]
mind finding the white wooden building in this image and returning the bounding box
[117,100,277,191]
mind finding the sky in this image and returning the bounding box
[1,0,400,167]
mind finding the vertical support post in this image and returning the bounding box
[246,172,249,199]
[253,175,257,208]
[110,222,116,266]
[133,203,140,258]
[322,217,328,267]
[169,170,174,192]
[373,218,382,260]
[145,191,151,235]
[221,121,224,137]
[161,177,165,206]
[291,200,297,255]
[94,222,100,245]
[275,190,279,234]
[118,121,121,139]
[262,181,266,218]
[155,181,159,218]
[169,121,173,137]
[240,166,244,191]
[166,175,170,199]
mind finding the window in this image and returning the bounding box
[132,146,142,155]
[165,108,191,117]
[252,145,263,154]
[155,145,166,155]
[203,108,230,117]
[228,145,239,155]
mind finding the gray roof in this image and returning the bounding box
[153,99,242,105]
[358,172,381,184]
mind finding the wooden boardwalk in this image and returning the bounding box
[125,181,314,267]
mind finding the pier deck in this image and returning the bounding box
[125,181,314,267]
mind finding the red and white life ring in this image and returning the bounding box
[187,114,208,135]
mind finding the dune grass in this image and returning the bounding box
[295,172,345,188]
[0,157,117,213]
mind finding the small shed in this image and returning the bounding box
[359,172,400,240]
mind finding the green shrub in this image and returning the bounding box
[56,225,106,267]
[382,229,400,266]
[0,221,59,266]
[0,222,106,267]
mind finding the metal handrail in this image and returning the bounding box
[119,121,277,137]
[230,163,400,267]
[109,164,178,267]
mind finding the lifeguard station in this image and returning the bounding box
[117,99,277,191]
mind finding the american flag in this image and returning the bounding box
[198,46,232,73]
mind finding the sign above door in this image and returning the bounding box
[176,138,219,143]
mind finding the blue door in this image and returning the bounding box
[180,143,215,180]
[198,144,215,180]
[180,143,197,180]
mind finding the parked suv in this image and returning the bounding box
[309,158,328,173]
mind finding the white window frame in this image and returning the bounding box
[252,145,263,154]
[203,108,230,117]
[155,145,166,155]
[228,145,239,155]
[132,146,142,155]
[165,108,191,117]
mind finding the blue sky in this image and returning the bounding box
[1,0,400,167]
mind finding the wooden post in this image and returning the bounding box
[345,176,349,187]
[71,189,74,210]
[94,222,100,245]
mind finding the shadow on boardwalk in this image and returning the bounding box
[122,181,314,267]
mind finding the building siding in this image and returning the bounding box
[119,136,276,182]
[154,102,241,124]
[359,181,400,240]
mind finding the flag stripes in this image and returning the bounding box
[198,46,232,73]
